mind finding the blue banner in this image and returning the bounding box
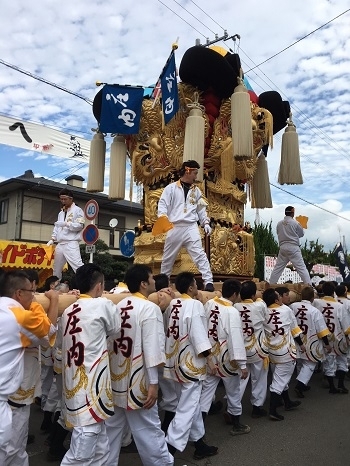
[100,85,144,134]
[160,53,179,124]
[334,242,350,281]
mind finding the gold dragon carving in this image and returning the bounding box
[128,83,272,278]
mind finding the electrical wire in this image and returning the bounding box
[245,9,350,72]
[270,182,350,222]
[0,58,93,105]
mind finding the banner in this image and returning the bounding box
[0,240,54,269]
[264,255,342,283]
[0,114,90,159]
[334,243,350,281]
[160,52,179,124]
[100,85,144,134]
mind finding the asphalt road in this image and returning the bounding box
[28,370,350,466]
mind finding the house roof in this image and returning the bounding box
[0,170,144,214]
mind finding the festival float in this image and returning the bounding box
[89,36,303,281]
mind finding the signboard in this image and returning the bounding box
[264,256,342,283]
[0,240,54,269]
[82,224,99,245]
[84,199,99,221]
[85,245,96,254]
[120,230,135,258]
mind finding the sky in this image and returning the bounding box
[0,0,350,252]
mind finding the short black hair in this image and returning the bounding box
[75,264,104,294]
[179,160,200,177]
[285,206,294,216]
[322,281,336,297]
[175,272,196,294]
[124,264,152,293]
[275,286,289,296]
[44,275,60,291]
[240,281,256,300]
[153,273,170,292]
[335,284,347,298]
[0,271,31,298]
[59,188,74,198]
[222,279,241,299]
[263,288,279,307]
[301,286,314,301]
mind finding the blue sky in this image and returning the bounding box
[0,0,350,251]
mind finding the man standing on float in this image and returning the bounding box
[157,160,214,292]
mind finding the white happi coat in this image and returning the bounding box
[61,296,121,427]
[203,296,246,377]
[8,301,57,406]
[313,296,350,356]
[264,303,302,363]
[163,294,211,383]
[108,293,166,410]
[234,299,269,364]
[290,300,330,362]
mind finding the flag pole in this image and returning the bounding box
[152,40,179,108]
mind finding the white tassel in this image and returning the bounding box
[109,135,127,200]
[87,132,106,192]
[278,113,303,185]
[251,152,272,208]
[231,73,254,160]
[183,92,205,181]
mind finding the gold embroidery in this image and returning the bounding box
[10,387,35,401]
[266,334,287,351]
[184,352,206,376]
[245,334,257,351]
[166,340,179,359]
[110,358,131,382]
[212,341,220,356]
[64,365,88,399]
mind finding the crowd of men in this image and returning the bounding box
[1,264,350,466]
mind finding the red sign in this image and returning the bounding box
[84,199,99,221]
[82,224,99,245]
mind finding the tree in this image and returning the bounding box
[62,239,131,287]
[252,222,279,281]
[300,239,327,273]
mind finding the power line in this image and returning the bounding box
[155,0,207,38]
[270,182,350,223]
[0,58,93,105]
[245,9,350,72]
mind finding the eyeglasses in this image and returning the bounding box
[19,289,35,295]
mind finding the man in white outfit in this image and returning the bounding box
[269,206,311,285]
[47,189,84,279]
[157,160,214,292]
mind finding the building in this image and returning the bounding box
[0,169,143,256]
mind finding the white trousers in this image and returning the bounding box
[105,405,173,466]
[323,353,348,376]
[161,224,213,285]
[43,373,61,413]
[200,375,242,416]
[269,361,295,394]
[159,369,178,412]
[41,364,54,407]
[0,401,13,462]
[240,360,268,407]
[61,422,109,466]
[53,241,83,279]
[2,404,30,466]
[269,243,311,284]
[296,359,317,385]
[166,380,205,452]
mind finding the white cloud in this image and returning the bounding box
[0,0,350,250]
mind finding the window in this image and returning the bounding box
[42,199,59,224]
[0,199,8,223]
